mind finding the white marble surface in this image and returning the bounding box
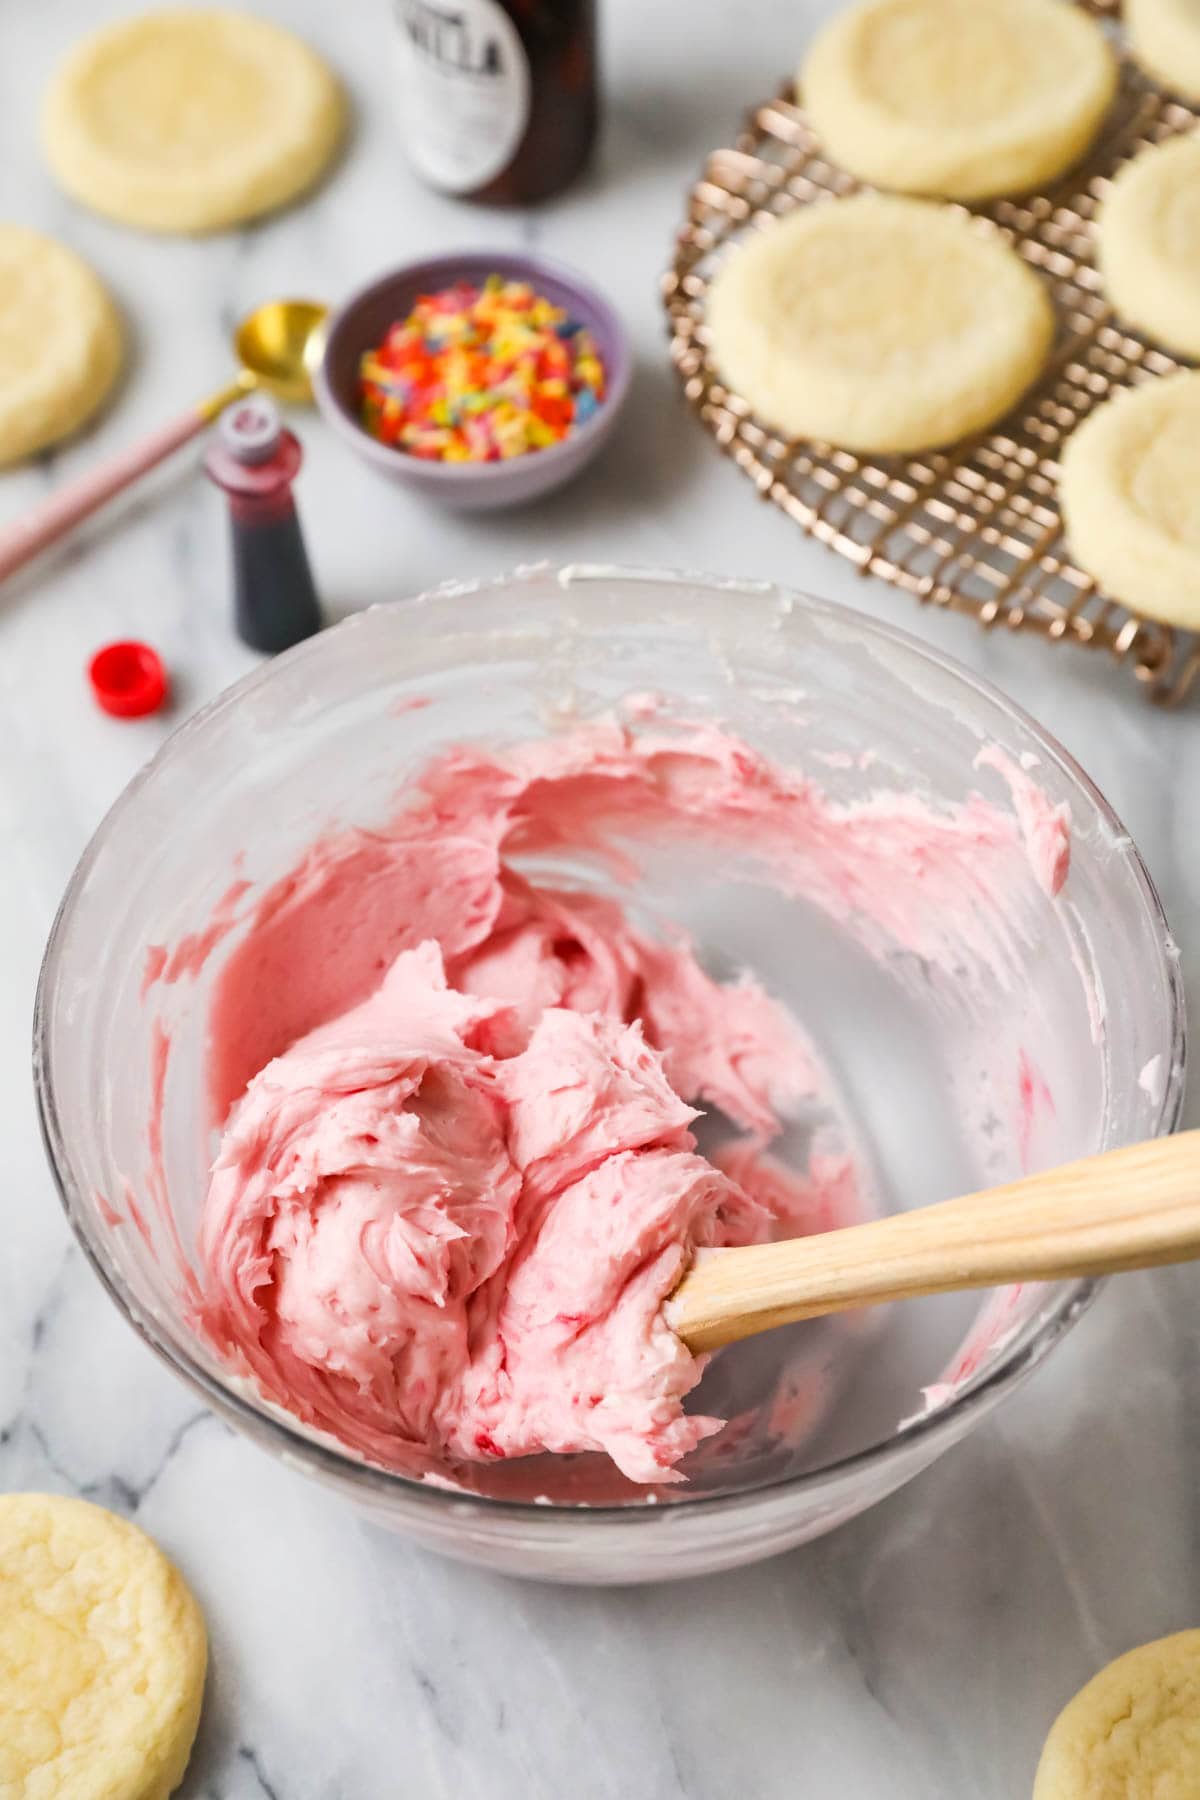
[2,1,1199,1794]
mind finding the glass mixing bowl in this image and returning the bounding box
[35,566,1184,1583]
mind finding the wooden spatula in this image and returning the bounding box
[665,1130,1199,1355]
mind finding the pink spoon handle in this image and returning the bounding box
[0,407,209,584]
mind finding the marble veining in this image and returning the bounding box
[2,0,1199,1794]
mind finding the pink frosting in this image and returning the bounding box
[192,718,1069,1483]
[200,939,825,1481]
[975,746,1070,899]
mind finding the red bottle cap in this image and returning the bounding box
[88,641,169,718]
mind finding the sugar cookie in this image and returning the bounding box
[705,194,1054,454]
[801,0,1117,200]
[1127,0,1200,102]
[1059,371,1200,630]
[42,9,344,234]
[0,1493,207,1800]
[0,226,123,468]
[1098,134,1200,359]
[1034,1630,1200,1798]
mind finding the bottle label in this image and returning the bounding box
[394,0,531,195]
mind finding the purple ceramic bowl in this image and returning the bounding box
[314,251,632,511]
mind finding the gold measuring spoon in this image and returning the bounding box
[0,299,327,585]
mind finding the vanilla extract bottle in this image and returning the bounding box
[393,0,598,205]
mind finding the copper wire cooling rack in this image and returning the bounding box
[663,5,1200,704]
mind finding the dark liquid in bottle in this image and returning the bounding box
[228,505,323,657]
[205,419,323,658]
[394,0,597,205]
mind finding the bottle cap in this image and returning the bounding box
[88,641,169,718]
[219,393,283,465]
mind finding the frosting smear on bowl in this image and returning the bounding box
[193,718,1068,1483]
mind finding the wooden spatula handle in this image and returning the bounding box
[666,1129,1200,1354]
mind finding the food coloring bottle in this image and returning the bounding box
[204,395,323,656]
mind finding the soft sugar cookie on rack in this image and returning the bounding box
[1127,0,1200,101]
[42,8,344,234]
[705,194,1054,455]
[801,0,1117,199]
[0,226,123,468]
[1098,134,1200,360]
[0,1493,207,1799]
[1034,1630,1200,1798]
[1059,371,1200,632]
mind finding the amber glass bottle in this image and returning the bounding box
[393,0,598,204]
